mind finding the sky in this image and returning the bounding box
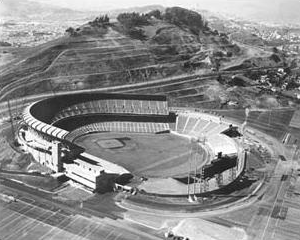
[30,0,258,11]
[31,0,177,10]
[21,0,300,25]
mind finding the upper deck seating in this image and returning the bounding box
[51,99,169,124]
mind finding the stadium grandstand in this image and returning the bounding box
[18,92,245,196]
[65,122,170,142]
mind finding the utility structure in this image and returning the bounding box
[7,99,15,139]
[187,140,192,202]
[188,137,202,202]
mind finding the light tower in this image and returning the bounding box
[187,138,194,202]
[192,137,198,201]
[7,99,15,139]
[188,137,199,202]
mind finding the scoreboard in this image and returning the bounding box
[202,156,237,179]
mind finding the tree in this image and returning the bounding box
[164,7,205,35]
[104,15,109,23]
[217,74,224,83]
[65,27,75,36]
[272,47,279,53]
[203,20,209,30]
[146,10,162,19]
[117,12,150,28]
[89,15,110,27]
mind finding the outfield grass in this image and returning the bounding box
[75,132,206,178]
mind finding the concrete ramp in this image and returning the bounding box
[172,218,247,240]
[289,110,300,129]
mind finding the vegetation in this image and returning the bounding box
[65,15,110,37]
[117,12,150,28]
[2,6,292,109]
[146,9,163,20]
[164,7,208,34]
[0,41,12,47]
[116,12,150,40]
[89,15,110,27]
[115,8,209,40]
[126,28,147,41]
[65,27,77,36]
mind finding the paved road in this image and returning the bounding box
[0,177,162,240]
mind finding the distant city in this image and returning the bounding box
[0,20,87,47]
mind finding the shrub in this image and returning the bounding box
[146,10,163,20]
[117,12,150,28]
[164,7,205,34]
[65,27,77,36]
[89,15,110,27]
[127,28,147,40]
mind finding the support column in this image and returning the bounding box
[51,141,62,172]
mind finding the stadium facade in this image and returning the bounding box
[18,92,245,194]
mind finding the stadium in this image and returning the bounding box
[17,92,246,196]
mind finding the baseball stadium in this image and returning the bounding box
[17,91,245,197]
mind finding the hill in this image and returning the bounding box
[193,0,300,25]
[0,7,286,108]
[0,0,87,21]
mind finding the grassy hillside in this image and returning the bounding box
[0,7,284,107]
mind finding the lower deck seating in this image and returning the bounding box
[176,115,189,133]
[202,121,219,134]
[175,112,232,138]
[192,119,209,133]
[65,121,170,142]
[183,117,198,134]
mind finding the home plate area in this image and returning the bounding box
[96,138,125,149]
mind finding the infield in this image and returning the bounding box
[74,132,207,178]
[96,139,125,149]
